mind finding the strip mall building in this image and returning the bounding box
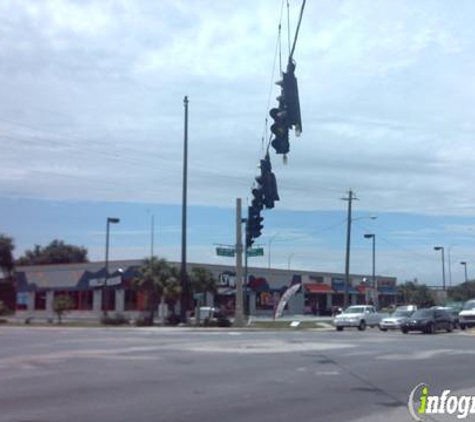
[13,259,398,320]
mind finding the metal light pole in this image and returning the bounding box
[287,253,294,270]
[235,198,244,327]
[150,214,155,260]
[364,234,377,309]
[242,214,249,317]
[268,233,279,269]
[461,261,468,282]
[180,95,189,323]
[434,246,446,291]
[104,217,120,316]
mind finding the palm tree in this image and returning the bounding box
[133,257,171,324]
[162,266,181,322]
[189,266,217,306]
[0,234,15,278]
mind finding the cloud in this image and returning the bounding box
[0,0,475,217]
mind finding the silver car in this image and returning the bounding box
[379,308,415,331]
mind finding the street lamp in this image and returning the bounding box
[104,217,120,316]
[364,234,377,309]
[268,233,279,269]
[146,210,155,261]
[461,261,468,282]
[433,246,446,291]
[287,253,294,270]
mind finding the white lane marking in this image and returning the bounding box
[314,370,340,376]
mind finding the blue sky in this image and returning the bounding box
[1,1,475,285]
[3,197,475,286]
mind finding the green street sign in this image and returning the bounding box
[247,247,264,257]
[216,247,235,257]
[193,293,204,301]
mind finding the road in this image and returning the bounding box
[0,326,474,422]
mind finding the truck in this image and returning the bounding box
[459,299,475,330]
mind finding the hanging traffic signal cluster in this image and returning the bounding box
[245,0,306,250]
[246,60,302,249]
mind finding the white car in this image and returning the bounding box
[334,305,381,331]
[459,299,475,330]
[379,306,416,331]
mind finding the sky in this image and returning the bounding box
[1,0,475,286]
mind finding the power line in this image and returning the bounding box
[269,218,347,243]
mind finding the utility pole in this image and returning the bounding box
[461,261,468,282]
[180,96,189,323]
[342,189,358,309]
[235,198,244,327]
[104,217,120,316]
[244,216,249,316]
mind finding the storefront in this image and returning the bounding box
[13,260,398,320]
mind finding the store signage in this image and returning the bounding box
[89,276,122,287]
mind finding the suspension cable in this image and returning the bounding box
[287,0,291,58]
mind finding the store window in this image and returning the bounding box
[125,289,138,311]
[78,291,93,310]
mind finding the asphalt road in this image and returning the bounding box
[0,326,474,422]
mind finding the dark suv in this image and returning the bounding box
[400,308,453,334]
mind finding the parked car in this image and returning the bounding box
[431,306,460,329]
[379,306,416,331]
[459,299,475,330]
[400,308,453,334]
[334,305,381,331]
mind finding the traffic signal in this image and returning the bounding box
[246,205,264,248]
[270,106,290,155]
[270,60,302,155]
[255,154,279,209]
[281,60,302,136]
[251,186,264,210]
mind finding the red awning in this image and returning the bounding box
[357,285,367,294]
[305,284,333,294]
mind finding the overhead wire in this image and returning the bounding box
[353,220,439,262]
[272,218,347,243]
[287,0,291,58]
[261,0,286,157]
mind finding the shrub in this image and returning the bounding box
[0,301,12,316]
[165,314,180,326]
[134,315,153,326]
[100,313,129,326]
[52,295,74,324]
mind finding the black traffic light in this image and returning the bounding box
[270,60,302,155]
[246,205,264,248]
[281,60,302,136]
[255,154,279,209]
[251,186,264,210]
[270,106,290,155]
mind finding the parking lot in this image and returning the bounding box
[0,326,474,422]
